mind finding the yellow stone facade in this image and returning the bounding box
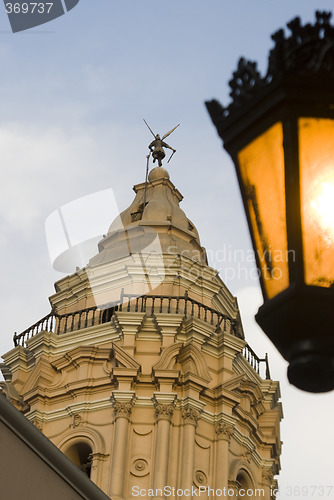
[1,166,282,499]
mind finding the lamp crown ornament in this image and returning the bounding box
[207,11,334,124]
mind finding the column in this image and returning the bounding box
[180,405,201,497]
[152,394,176,499]
[110,392,135,499]
[215,422,234,494]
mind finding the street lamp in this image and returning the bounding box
[206,11,334,393]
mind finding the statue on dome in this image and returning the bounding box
[144,119,179,167]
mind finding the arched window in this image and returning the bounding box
[65,442,93,478]
[236,469,254,500]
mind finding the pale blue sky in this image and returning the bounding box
[0,1,333,497]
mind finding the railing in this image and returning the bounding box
[242,344,271,379]
[12,291,270,380]
[13,291,241,347]
[119,291,238,336]
[13,305,105,347]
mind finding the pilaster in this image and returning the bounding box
[110,391,136,499]
[152,393,177,499]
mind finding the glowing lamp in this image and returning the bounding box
[206,12,334,392]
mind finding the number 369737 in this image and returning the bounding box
[5,3,53,14]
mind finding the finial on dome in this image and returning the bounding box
[143,119,179,167]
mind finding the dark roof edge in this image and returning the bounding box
[0,394,110,500]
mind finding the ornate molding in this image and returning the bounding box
[194,470,208,488]
[242,450,253,463]
[113,401,133,420]
[110,390,136,420]
[228,480,240,495]
[69,413,82,428]
[155,403,175,421]
[215,422,234,440]
[181,407,200,426]
[262,467,274,485]
[32,418,43,432]
[130,456,151,477]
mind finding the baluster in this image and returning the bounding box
[198,304,201,319]
[78,311,83,330]
[151,297,155,315]
[127,299,131,312]
[85,310,89,328]
[160,297,163,313]
[168,297,171,313]
[191,301,194,316]
[120,288,124,311]
[204,307,207,322]
[70,314,75,332]
[64,315,69,333]
[176,297,179,314]
[144,297,147,313]
[135,298,139,312]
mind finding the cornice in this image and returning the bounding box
[51,345,112,371]
[26,397,114,424]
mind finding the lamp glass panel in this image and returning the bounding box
[238,122,289,299]
[299,117,334,287]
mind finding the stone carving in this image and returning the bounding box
[32,418,43,432]
[130,457,150,477]
[114,401,133,419]
[243,450,253,463]
[90,453,110,470]
[215,422,234,440]
[262,467,274,485]
[228,481,240,495]
[70,413,82,428]
[181,407,200,426]
[155,403,174,421]
[134,459,146,471]
[194,470,207,488]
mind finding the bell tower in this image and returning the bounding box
[1,162,282,499]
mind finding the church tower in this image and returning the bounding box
[1,161,282,499]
